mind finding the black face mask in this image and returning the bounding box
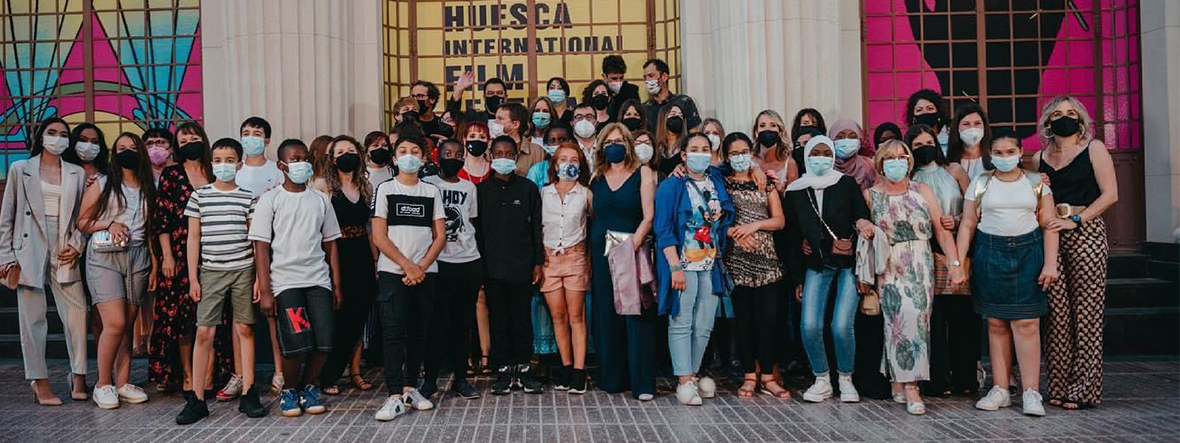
[181,141,205,161]
[912,144,938,166]
[434,124,455,138]
[116,150,139,169]
[401,111,420,123]
[466,140,489,157]
[485,95,503,113]
[368,148,392,166]
[913,112,940,128]
[1049,115,1080,137]
[590,94,610,110]
[334,153,360,173]
[417,99,431,114]
[622,117,643,132]
[757,130,779,148]
[440,158,465,177]
[665,116,684,134]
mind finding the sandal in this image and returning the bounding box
[479,355,492,375]
[351,374,374,391]
[1060,398,1094,410]
[759,377,791,399]
[1048,397,1064,407]
[738,377,758,398]
[322,385,341,396]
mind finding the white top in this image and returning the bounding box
[960,157,986,181]
[966,174,1052,236]
[237,160,285,199]
[578,140,596,166]
[184,185,256,271]
[372,178,446,274]
[368,166,394,202]
[95,175,145,242]
[530,135,545,148]
[540,183,589,252]
[41,180,62,218]
[424,176,481,263]
[247,187,341,294]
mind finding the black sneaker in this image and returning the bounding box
[518,364,543,394]
[553,366,571,391]
[238,387,267,418]
[450,380,481,399]
[491,367,512,395]
[509,364,523,390]
[419,381,438,400]
[176,395,209,425]
[568,368,587,395]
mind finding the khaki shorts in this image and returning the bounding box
[540,243,589,293]
[196,268,256,326]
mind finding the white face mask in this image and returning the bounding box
[574,120,596,139]
[959,127,984,147]
[488,121,506,138]
[707,134,721,151]
[607,81,623,94]
[75,141,101,161]
[42,135,69,155]
[634,143,654,163]
[645,79,661,95]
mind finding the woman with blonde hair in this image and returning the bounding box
[751,109,799,190]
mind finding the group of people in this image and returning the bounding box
[0,55,1117,424]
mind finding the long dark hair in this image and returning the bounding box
[903,124,946,177]
[175,121,214,182]
[720,132,754,177]
[904,89,949,130]
[323,135,372,204]
[88,132,156,232]
[945,103,992,164]
[790,108,827,143]
[29,117,69,157]
[63,123,110,171]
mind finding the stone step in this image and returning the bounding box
[1104,277,1178,308]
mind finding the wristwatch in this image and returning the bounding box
[949,260,962,267]
[1070,214,1082,224]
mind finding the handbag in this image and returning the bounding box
[860,288,881,316]
[603,230,632,257]
[2,263,20,290]
[806,191,853,257]
[91,193,143,253]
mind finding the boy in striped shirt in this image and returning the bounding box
[176,138,265,424]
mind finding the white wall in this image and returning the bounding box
[1141,0,1180,243]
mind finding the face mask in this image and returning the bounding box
[369,148,391,165]
[685,152,712,173]
[912,145,938,166]
[396,154,424,174]
[607,81,623,94]
[665,116,684,134]
[574,120,597,139]
[484,95,503,113]
[622,117,643,132]
[76,141,101,162]
[645,79,661,95]
[634,143,654,163]
[531,112,551,130]
[959,127,984,147]
[556,162,580,181]
[334,152,360,173]
[913,112,940,128]
[212,163,237,182]
[466,139,489,157]
[435,124,454,138]
[491,158,517,175]
[547,89,566,104]
[543,144,558,156]
[42,135,69,155]
[883,158,910,182]
[147,146,170,166]
[284,161,313,184]
[241,136,266,157]
[116,150,140,170]
[757,130,779,148]
[181,141,205,161]
[807,156,834,176]
[1049,115,1080,137]
[417,99,430,114]
[488,121,506,138]
[991,154,1021,172]
[729,154,753,172]
[604,143,627,164]
[707,134,721,151]
[833,139,860,159]
[439,158,465,177]
[590,94,610,110]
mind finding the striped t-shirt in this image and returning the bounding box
[184,184,256,271]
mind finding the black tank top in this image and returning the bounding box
[1038,143,1101,206]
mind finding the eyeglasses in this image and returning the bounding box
[146,140,169,147]
[572,115,595,123]
[883,154,911,161]
[603,138,627,145]
[412,93,429,100]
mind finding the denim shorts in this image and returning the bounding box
[970,230,1048,320]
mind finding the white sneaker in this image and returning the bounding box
[375,395,406,421]
[1022,389,1046,417]
[697,376,716,399]
[217,374,243,401]
[403,388,434,411]
[803,375,833,403]
[975,386,1011,411]
[838,375,860,403]
[675,381,702,406]
[93,385,120,409]
[637,393,655,401]
[117,384,148,404]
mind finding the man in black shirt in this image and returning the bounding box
[602,55,640,124]
[447,71,506,126]
[642,58,702,133]
[411,80,453,140]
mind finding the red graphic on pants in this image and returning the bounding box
[286,307,312,333]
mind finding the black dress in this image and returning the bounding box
[319,189,378,386]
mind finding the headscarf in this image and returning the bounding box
[786,135,844,192]
[827,119,877,190]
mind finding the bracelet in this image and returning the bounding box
[669,263,684,273]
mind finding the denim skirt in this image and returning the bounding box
[970,230,1048,320]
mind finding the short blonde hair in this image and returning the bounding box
[394,96,417,113]
[873,139,914,175]
[1038,95,1094,147]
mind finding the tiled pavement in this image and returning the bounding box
[0,358,1177,443]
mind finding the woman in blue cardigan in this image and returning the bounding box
[654,132,735,406]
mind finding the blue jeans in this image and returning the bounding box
[668,270,718,377]
[800,266,858,376]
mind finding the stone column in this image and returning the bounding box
[1141,0,1180,243]
[200,0,383,160]
[680,0,863,133]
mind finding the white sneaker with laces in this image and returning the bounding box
[975,385,1011,411]
[93,385,120,409]
[675,381,702,406]
[404,388,434,411]
[117,384,148,404]
[838,375,860,403]
[697,376,716,399]
[1022,389,1046,417]
[375,395,406,421]
[803,375,833,403]
[217,374,243,401]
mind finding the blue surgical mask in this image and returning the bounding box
[543,144,558,156]
[212,163,237,182]
[807,156,834,176]
[729,154,753,172]
[685,152,712,174]
[883,158,910,182]
[833,139,860,159]
[604,143,627,164]
[396,154,424,174]
[491,158,517,175]
[532,112,551,130]
[285,161,313,184]
[556,162,580,181]
[991,154,1021,172]
[242,136,266,157]
[547,89,566,105]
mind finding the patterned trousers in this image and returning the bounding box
[1046,216,1108,405]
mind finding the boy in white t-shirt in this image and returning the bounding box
[238,117,286,198]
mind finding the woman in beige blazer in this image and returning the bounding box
[0,117,90,405]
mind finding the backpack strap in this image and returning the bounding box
[974,170,1045,219]
[973,171,994,218]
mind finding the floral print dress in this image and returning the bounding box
[871,181,935,383]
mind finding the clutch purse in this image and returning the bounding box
[603,230,632,257]
[860,288,881,316]
[91,230,128,253]
[2,263,20,290]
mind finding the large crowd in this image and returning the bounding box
[0,55,1118,424]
